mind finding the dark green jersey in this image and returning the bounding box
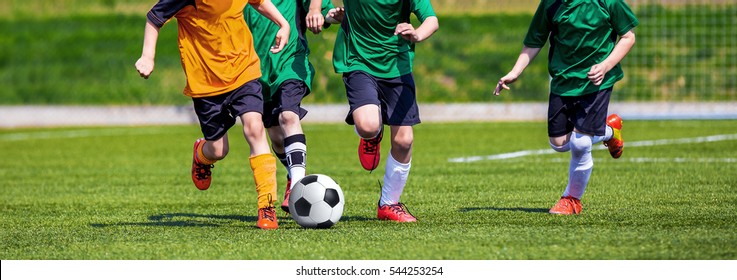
[333,0,437,78]
[524,0,639,96]
[245,0,334,100]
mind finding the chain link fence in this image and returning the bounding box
[431,0,737,101]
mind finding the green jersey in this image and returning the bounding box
[524,0,639,96]
[245,0,334,100]
[333,0,437,79]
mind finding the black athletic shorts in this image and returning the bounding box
[192,79,264,141]
[342,71,420,126]
[262,79,309,128]
[547,87,612,137]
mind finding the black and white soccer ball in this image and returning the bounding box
[288,174,345,229]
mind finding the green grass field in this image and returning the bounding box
[1,120,736,260]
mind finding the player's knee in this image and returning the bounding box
[569,132,593,154]
[391,135,413,152]
[209,145,229,160]
[278,111,300,127]
[549,141,570,153]
[355,123,382,139]
[243,120,265,137]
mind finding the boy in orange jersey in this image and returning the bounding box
[135,0,290,230]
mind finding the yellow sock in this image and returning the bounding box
[196,141,217,165]
[250,153,277,209]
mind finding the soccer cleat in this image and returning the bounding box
[257,206,279,229]
[603,114,624,159]
[191,138,213,190]
[358,130,383,171]
[549,196,582,215]
[377,202,417,222]
[280,178,292,213]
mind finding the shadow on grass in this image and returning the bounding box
[89,212,372,228]
[89,213,253,228]
[459,207,549,213]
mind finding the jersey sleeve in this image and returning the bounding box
[412,0,437,22]
[146,0,193,28]
[523,1,550,48]
[608,0,639,35]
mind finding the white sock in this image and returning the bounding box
[284,134,306,188]
[562,132,593,199]
[592,126,614,144]
[379,154,411,206]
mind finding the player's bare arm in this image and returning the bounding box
[306,0,325,34]
[253,0,290,53]
[494,46,542,95]
[135,20,160,79]
[588,30,636,86]
[395,16,439,43]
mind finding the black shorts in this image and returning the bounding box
[262,79,309,128]
[192,80,264,141]
[342,71,420,126]
[547,87,612,137]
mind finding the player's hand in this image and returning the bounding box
[135,56,154,79]
[395,23,419,42]
[271,26,289,53]
[326,7,344,24]
[494,73,519,96]
[587,63,608,86]
[306,9,325,34]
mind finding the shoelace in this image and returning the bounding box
[261,206,276,222]
[362,137,380,154]
[561,198,572,208]
[194,164,213,180]
[560,197,580,209]
[387,203,413,217]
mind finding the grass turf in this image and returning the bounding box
[1,120,736,259]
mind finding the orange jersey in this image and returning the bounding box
[147,0,264,97]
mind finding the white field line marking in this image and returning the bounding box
[547,157,737,163]
[448,133,737,163]
[0,128,166,141]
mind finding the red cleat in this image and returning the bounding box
[257,206,278,229]
[603,114,624,159]
[549,196,582,215]
[358,131,383,171]
[191,138,213,190]
[377,203,417,222]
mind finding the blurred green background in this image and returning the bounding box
[1,0,735,105]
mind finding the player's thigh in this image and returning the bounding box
[275,79,309,128]
[547,93,575,138]
[343,71,381,126]
[379,73,420,126]
[572,88,612,136]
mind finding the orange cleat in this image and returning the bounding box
[358,130,383,171]
[377,202,417,222]
[257,206,278,229]
[549,196,582,215]
[280,178,292,213]
[191,138,213,190]
[603,114,624,159]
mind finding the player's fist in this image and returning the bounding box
[135,57,154,79]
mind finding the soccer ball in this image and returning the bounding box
[288,174,345,229]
